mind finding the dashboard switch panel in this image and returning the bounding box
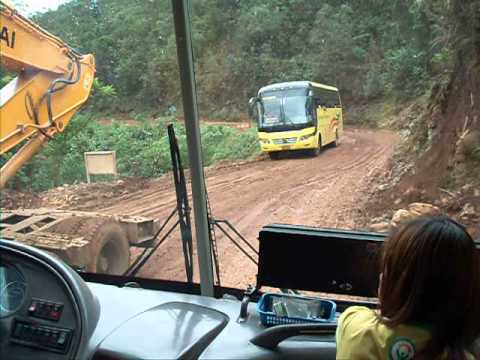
[28,299,64,321]
[10,320,72,353]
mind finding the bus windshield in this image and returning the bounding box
[258,88,312,131]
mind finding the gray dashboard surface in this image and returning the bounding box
[88,282,337,360]
[96,302,228,359]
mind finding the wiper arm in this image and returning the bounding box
[125,125,194,282]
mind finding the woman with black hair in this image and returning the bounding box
[336,216,480,359]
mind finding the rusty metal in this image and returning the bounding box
[0,208,158,270]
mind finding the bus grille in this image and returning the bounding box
[273,137,297,144]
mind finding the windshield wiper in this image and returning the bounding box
[125,125,194,282]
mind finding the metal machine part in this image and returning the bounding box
[0,0,95,187]
[0,209,159,275]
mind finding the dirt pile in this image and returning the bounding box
[366,45,480,238]
[369,202,441,232]
[0,190,43,209]
[367,175,480,238]
[1,178,150,211]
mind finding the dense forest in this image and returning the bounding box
[27,0,455,116]
[1,0,479,201]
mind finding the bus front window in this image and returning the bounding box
[260,95,282,127]
[258,88,312,131]
[283,94,309,125]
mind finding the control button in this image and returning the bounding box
[49,331,59,344]
[41,329,50,344]
[40,304,49,316]
[28,299,64,321]
[28,301,37,313]
[57,332,67,345]
[23,325,33,340]
[49,310,60,320]
[32,327,41,340]
[11,321,71,352]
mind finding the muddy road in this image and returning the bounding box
[80,128,396,288]
[3,128,398,288]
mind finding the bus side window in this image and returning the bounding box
[325,91,334,108]
[333,92,340,108]
[306,97,315,122]
[327,91,336,107]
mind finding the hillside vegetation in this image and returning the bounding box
[3,116,260,191]
[1,0,479,203]
[26,0,447,116]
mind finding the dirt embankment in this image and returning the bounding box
[363,51,480,237]
[2,128,398,288]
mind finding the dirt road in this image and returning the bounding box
[3,128,397,287]
[79,128,397,288]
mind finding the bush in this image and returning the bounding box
[86,78,118,112]
[3,115,260,191]
[363,67,388,98]
[471,146,480,162]
[384,46,428,98]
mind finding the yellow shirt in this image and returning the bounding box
[335,306,474,360]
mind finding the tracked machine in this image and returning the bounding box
[0,0,158,274]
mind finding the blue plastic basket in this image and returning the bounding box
[256,293,337,326]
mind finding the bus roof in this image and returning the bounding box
[258,81,338,94]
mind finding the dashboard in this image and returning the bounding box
[4,234,478,359]
[0,239,338,360]
[0,240,99,360]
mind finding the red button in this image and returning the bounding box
[50,311,59,320]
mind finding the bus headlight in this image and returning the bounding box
[299,134,314,141]
[259,138,271,144]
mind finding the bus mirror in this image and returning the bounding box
[248,97,258,119]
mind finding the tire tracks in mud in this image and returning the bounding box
[92,128,398,287]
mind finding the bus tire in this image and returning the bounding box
[311,136,322,156]
[269,152,280,160]
[332,130,339,148]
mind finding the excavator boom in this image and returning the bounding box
[0,1,95,187]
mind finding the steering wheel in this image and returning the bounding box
[0,239,100,360]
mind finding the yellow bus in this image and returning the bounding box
[249,81,343,159]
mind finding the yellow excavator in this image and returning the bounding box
[0,0,158,274]
[0,0,95,187]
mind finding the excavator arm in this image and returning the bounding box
[0,0,95,187]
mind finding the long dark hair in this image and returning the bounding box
[379,216,480,359]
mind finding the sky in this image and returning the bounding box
[11,0,68,15]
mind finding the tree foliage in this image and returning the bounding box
[31,0,459,115]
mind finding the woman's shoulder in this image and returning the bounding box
[336,306,380,345]
[338,306,378,329]
[335,306,385,359]
[336,306,432,359]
